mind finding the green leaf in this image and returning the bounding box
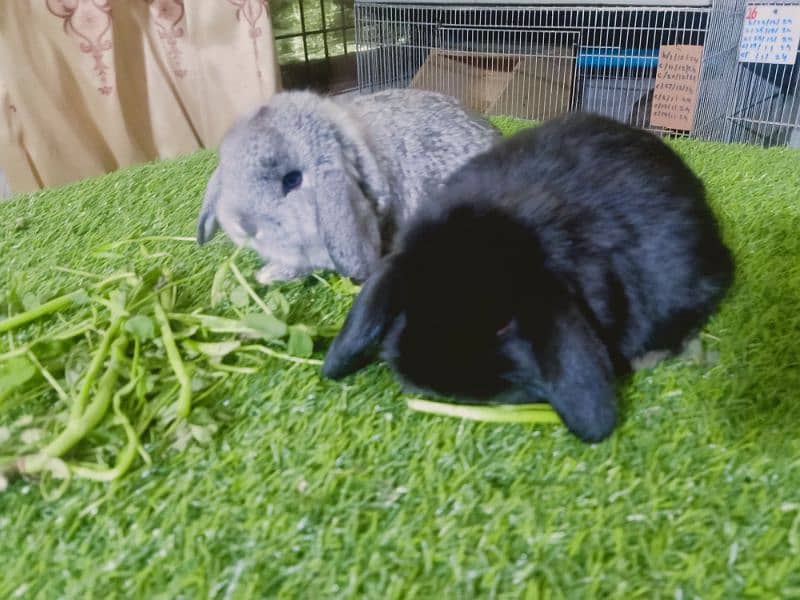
[242,313,288,340]
[175,314,261,336]
[314,325,340,339]
[125,315,156,341]
[71,289,92,306]
[108,289,129,320]
[191,375,211,393]
[211,261,229,307]
[65,365,83,389]
[0,355,37,398]
[229,286,250,308]
[332,277,362,296]
[172,324,199,340]
[190,423,218,445]
[22,293,41,311]
[129,266,163,304]
[30,338,69,359]
[64,346,91,389]
[159,287,176,312]
[287,325,314,358]
[6,277,24,313]
[141,265,164,289]
[264,290,290,320]
[183,340,241,359]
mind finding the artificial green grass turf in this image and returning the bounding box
[2,118,800,598]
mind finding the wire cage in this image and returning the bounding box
[354,0,800,146]
[696,0,800,145]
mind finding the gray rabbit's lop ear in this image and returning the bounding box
[316,172,382,282]
[322,259,401,380]
[197,168,222,245]
[315,100,390,281]
[511,302,618,443]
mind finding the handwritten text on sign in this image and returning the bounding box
[650,45,703,132]
[738,4,800,65]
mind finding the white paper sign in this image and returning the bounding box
[738,4,800,65]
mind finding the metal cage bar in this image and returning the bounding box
[354,0,800,146]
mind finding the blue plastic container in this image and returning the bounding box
[577,47,660,69]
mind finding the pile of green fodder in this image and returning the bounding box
[0,239,347,492]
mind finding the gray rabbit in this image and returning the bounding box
[197,88,500,284]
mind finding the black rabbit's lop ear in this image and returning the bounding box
[197,168,222,245]
[322,259,402,380]
[510,302,618,443]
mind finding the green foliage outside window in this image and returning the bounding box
[271,0,356,64]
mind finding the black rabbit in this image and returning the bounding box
[322,113,734,443]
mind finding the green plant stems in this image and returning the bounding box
[0,290,87,334]
[12,334,129,475]
[406,398,562,424]
[71,316,124,420]
[154,300,192,417]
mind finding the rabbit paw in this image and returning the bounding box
[630,336,711,371]
[630,350,672,371]
[256,263,299,285]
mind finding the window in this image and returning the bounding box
[272,0,357,92]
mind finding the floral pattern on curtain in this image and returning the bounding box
[0,0,281,195]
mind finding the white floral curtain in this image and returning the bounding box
[0,1,281,195]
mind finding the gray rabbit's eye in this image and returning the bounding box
[282,170,303,195]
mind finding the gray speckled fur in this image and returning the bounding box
[197,88,499,284]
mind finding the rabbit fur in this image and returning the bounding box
[197,89,499,284]
[322,113,735,443]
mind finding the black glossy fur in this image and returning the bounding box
[322,113,734,443]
